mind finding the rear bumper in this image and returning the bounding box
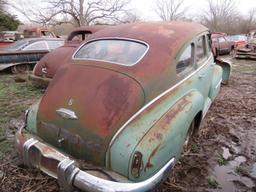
[16,127,175,192]
[28,73,51,88]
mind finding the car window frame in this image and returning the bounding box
[72,37,150,67]
[195,34,208,66]
[23,41,49,51]
[175,41,196,76]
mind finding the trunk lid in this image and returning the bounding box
[36,64,144,166]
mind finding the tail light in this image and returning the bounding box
[131,151,143,177]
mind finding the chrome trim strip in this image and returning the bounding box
[109,55,213,148]
[72,37,150,67]
[56,108,78,120]
[72,158,175,192]
[215,79,222,90]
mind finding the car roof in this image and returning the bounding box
[87,21,207,49]
[71,22,209,101]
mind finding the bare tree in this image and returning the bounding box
[0,0,7,11]
[200,0,239,34]
[155,0,187,21]
[9,0,131,26]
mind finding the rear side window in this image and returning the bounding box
[47,40,64,49]
[196,36,207,63]
[74,39,148,66]
[176,43,194,74]
[24,41,48,50]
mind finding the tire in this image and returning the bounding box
[230,47,235,58]
[215,48,219,58]
[183,119,195,151]
[11,64,30,74]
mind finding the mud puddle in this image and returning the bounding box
[209,147,255,191]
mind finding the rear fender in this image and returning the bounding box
[107,87,205,181]
[216,58,232,84]
[128,91,204,181]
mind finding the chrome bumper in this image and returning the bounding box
[17,133,175,192]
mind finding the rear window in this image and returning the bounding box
[74,39,148,66]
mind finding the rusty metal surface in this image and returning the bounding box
[33,46,75,78]
[74,21,208,102]
[32,25,107,81]
[37,65,145,165]
[32,22,209,167]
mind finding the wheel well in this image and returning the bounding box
[194,111,202,131]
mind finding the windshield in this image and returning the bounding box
[4,39,29,51]
[74,39,148,66]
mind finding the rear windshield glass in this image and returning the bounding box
[74,39,148,66]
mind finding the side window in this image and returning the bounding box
[218,37,226,43]
[196,36,207,63]
[176,43,194,74]
[47,40,64,49]
[24,41,48,50]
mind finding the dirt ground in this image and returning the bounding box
[0,57,255,192]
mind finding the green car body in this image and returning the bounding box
[16,22,231,192]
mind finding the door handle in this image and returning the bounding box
[199,74,205,79]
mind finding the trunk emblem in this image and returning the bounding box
[56,108,78,120]
[68,98,74,106]
[42,67,47,74]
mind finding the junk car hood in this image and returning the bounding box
[36,64,145,166]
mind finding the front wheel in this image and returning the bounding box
[11,64,30,74]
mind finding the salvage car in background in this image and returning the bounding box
[29,25,107,87]
[0,38,64,73]
[235,30,256,59]
[226,34,247,49]
[211,32,235,56]
[23,28,57,38]
[16,22,231,192]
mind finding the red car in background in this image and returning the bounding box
[29,25,107,87]
[226,34,247,49]
[211,32,235,56]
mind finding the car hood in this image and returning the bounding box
[33,46,76,78]
[36,64,145,166]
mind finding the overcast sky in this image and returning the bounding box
[10,0,256,22]
[131,0,256,20]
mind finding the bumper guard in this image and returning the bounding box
[19,136,175,192]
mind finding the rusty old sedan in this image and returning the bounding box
[16,22,231,192]
[0,38,64,73]
[29,25,107,87]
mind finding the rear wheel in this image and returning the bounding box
[230,47,235,57]
[11,64,30,74]
[183,119,195,151]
